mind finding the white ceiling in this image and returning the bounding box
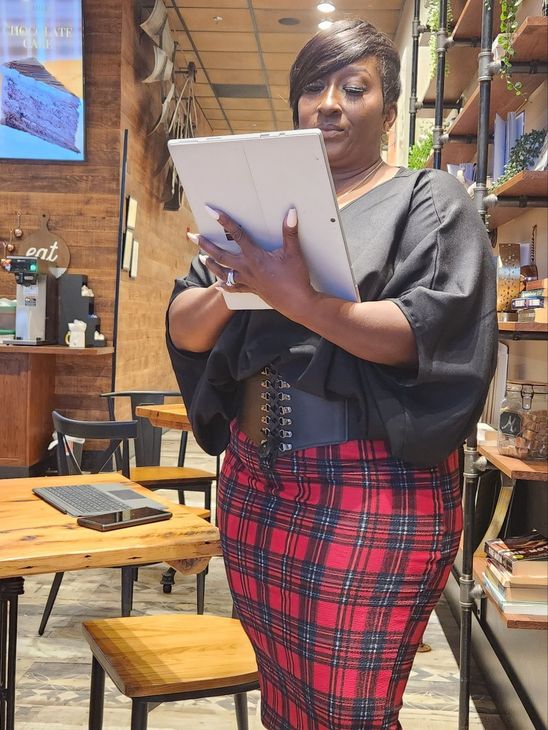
[161,0,407,134]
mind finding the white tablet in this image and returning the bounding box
[168,128,359,310]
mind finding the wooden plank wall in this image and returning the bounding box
[0,0,212,430]
[113,0,213,418]
[0,0,123,422]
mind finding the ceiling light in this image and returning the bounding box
[318,19,334,30]
[278,17,300,25]
[317,2,335,12]
[212,15,223,23]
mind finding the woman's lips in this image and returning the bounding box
[318,125,344,139]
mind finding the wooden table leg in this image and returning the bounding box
[0,577,24,730]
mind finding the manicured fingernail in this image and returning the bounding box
[187,232,200,245]
[287,207,297,227]
[204,204,220,220]
[198,254,208,265]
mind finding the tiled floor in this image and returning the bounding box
[15,431,505,729]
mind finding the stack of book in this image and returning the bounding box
[512,277,548,324]
[482,531,548,616]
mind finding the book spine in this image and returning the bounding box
[485,542,507,568]
[525,277,548,291]
[519,288,548,298]
[511,297,544,309]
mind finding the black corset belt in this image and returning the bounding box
[237,364,363,467]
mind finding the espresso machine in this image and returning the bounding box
[0,256,57,344]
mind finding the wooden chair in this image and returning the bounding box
[101,391,218,611]
[82,613,259,730]
[101,391,217,510]
[37,410,209,636]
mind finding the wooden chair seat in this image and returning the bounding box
[130,465,216,488]
[82,614,259,729]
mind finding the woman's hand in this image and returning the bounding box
[191,206,318,317]
[190,205,417,368]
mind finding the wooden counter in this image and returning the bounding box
[0,345,113,477]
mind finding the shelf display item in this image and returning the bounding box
[498,381,548,460]
[496,243,522,311]
[0,57,80,152]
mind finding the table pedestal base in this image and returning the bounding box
[0,578,24,730]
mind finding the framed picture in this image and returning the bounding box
[130,239,139,279]
[122,229,134,272]
[126,196,138,230]
[0,0,86,162]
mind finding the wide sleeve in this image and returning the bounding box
[299,170,498,466]
[371,170,497,462]
[165,255,216,437]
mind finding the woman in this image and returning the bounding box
[167,19,497,730]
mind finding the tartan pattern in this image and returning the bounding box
[217,426,462,730]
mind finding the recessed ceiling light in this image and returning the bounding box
[278,17,300,26]
[318,19,334,30]
[317,2,336,12]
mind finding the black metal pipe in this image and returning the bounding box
[494,196,548,207]
[473,0,494,221]
[409,0,422,147]
[458,440,480,730]
[433,0,449,169]
[417,99,462,109]
[111,128,129,393]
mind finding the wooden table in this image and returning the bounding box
[0,473,221,729]
[135,403,191,431]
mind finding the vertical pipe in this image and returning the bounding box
[111,129,129,392]
[474,0,494,221]
[409,0,422,147]
[458,436,481,730]
[433,0,448,169]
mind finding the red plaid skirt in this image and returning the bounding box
[217,426,462,730]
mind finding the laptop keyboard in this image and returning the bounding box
[35,484,130,515]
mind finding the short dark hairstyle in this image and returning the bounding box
[289,19,401,128]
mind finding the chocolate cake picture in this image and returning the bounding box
[0,57,80,153]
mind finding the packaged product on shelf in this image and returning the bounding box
[497,381,548,460]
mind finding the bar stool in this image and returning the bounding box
[82,613,259,730]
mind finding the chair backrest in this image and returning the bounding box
[100,391,181,467]
[52,410,138,478]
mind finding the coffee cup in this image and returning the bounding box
[65,330,86,348]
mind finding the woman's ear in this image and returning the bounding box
[383,104,397,132]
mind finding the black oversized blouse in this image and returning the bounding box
[166,167,498,467]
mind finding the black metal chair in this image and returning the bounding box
[101,391,218,610]
[38,410,139,635]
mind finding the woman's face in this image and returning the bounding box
[296,56,396,172]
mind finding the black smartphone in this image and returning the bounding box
[76,507,172,531]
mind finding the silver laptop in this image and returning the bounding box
[168,128,360,310]
[33,482,170,517]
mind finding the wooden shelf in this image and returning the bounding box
[0,345,114,356]
[498,321,548,334]
[425,141,476,169]
[494,169,548,198]
[487,170,548,228]
[452,0,501,41]
[449,17,547,137]
[473,556,548,630]
[478,443,548,481]
[419,46,479,112]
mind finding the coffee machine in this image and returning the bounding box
[0,256,58,344]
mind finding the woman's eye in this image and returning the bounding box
[303,83,324,94]
[344,86,366,96]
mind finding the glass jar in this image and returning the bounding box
[498,381,548,460]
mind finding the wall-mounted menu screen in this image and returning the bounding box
[0,0,85,161]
